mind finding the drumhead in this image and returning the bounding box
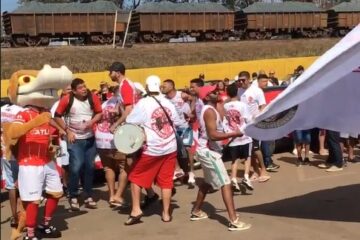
[113,124,145,154]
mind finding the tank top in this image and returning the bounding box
[198,105,223,152]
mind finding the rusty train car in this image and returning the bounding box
[129,2,234,42]
[328,1,360,36]
[236,2,329,39]
[2,1,360,46]
[2,1,128,47]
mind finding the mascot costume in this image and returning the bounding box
[3,65,73,240]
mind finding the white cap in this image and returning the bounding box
[146,75,161,92]
[133,82,146,94]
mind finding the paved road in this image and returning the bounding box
[1,152,359,240]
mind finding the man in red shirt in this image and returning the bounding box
[108,62,137,133]
[54,78,102,211]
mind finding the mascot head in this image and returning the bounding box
[8,65,73,108]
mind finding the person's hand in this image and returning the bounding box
[66,130,76,144]
[109,123,117,134]
[59,129,66,138]
[234,129,243,137]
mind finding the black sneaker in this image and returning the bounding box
[37,225,62,238]
[141,193,159,210]
[266,163,280,172]
[303,158,311,165]
[23,236,39,240]
[297,157,304,166]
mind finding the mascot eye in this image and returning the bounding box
[18,75,35,86]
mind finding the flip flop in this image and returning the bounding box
[161,216,172,223]
[124,213,144,226]
[258,175,271,183]
[109,199,123,208]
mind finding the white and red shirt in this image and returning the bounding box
[95,96,122,149]
[14,107,56,166]
[223,101,252,146]
[119,79,137,106]
[1,104,23,159]
[55,93,102,139]
[195,98,204,121]
[239,85,266,118]
[198,105,223,152]
[126,95,181,156]
[167,91,191,129]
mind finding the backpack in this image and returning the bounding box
[64,89,95,116]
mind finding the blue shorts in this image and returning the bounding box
[293,130,311,144]
[177,127,193,147]
[1,158,19,190]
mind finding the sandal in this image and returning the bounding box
[84,197,97,209]
[109,199,123,208]
[69,198,80,211]
[258,175,271,183]
[124,213,143,226]
[161,216,172,223]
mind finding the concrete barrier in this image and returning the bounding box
[1,56,317,98]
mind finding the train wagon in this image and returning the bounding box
[237,2,328,39]
[328,1,360,36]
[2,1,129,47]
[129,2,234,42]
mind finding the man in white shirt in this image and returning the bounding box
[1,101,23,229]
[190,85,251,231]
[54,78,103,211]
[238,71,270,182]
[95,85,129,207]
[161,79,196,188]
[222,83,254,192]
[125,75,181,225]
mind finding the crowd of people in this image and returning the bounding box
[1,62,359,239]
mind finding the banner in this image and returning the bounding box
[245,25,360,141]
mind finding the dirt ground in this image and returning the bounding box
[1,150,359,240]
[0,38,339,79]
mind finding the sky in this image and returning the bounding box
[2,0,20,12]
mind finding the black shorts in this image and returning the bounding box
[252,139,260,152]
[225,143,252,162]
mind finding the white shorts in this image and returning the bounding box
[18,161,63,201]
[196,148,230,190]
[56,140,69,166]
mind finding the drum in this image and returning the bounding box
[113,124,145,155]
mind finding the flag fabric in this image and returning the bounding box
[244,25,360,141]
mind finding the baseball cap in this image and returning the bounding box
[198,85,217,100]
[100,81,108,86]
[146,75,161,93]
[108,62,125,74]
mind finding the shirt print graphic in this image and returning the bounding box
[97,105,117,133]
[225,109,243,131]
[151,107,173,138]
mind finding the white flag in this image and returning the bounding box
[245,24,360,141]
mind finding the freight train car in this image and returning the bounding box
[328,1,360,36]
[2,1,129,47]
[236,2,329,39]
[129,2,235,42]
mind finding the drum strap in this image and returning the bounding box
[151,96,176,133]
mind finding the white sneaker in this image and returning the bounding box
[190,210,208,221]
[325,165,343,172]
[228,218,251,231]
[231,178,241,192]
[241,178,254,191]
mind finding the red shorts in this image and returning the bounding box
[128,151,176,189]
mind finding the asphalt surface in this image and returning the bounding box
[1,151,360,240]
